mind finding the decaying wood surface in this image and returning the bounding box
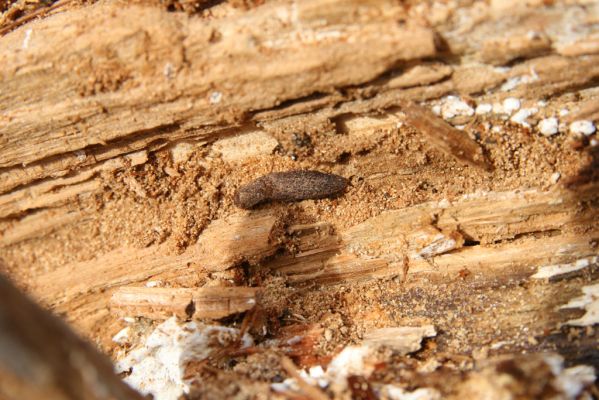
[1,0,598,398]
[110,286,260,320]
[21,182,597,334]
[0,271,142,400]
[1,0,598,198]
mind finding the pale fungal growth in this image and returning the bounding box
[22,28,32,49]
[510,107,538,127]
[382,386,441,400]
[440,96,474,120]
[475,103,492,115]
[115,317,253,400]
[163,62,175,79]
[112,327,131,345]
[74,150,87,162]
[569,120,596,136]
[502,97,521,114]
[501,69,539,92]
[538,117,559,136]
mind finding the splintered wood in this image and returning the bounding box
[30,211,281,325]
[268,184,598,284]
[110,286,260,320]
[400,103,490,171]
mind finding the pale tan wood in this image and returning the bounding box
[1,0,595,205]
[31,211,282,307]
[0,150,147,219]
[0,209,85,247]
[479,33,552,65]
[398,102,489,171]
[0,0,435,171]
[110,286,260,320]
[268,185,598,284]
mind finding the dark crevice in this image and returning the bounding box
[265,91,329,112]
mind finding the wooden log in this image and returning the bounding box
[0,272,142,400]
[110,286,260,320]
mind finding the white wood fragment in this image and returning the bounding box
[531,257,591,279]
[510,107,537,127]
[560,282,599,326]
[362,325,437,354]
[475,103,492,115]
[211,130,279,162]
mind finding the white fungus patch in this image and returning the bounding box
[502,97,521,114]
[115,317,253,400]
[163,62,175,79]
[555,365,597,399]
[561,282,599,326]
[541,354,596,400]
[440,96,474,120]
[569,120,596,136]
[500,67,539,92]
[112,327,131,346]
[475,103,492,115]
[74,150,87,162]
[510,107,538,127]
[538,117,559,136]
[22,29,32,50]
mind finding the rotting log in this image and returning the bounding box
[20,184,597,332]
[1,0,598,398]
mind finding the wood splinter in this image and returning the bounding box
[400,102,491,171]
[110,286,261,320]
